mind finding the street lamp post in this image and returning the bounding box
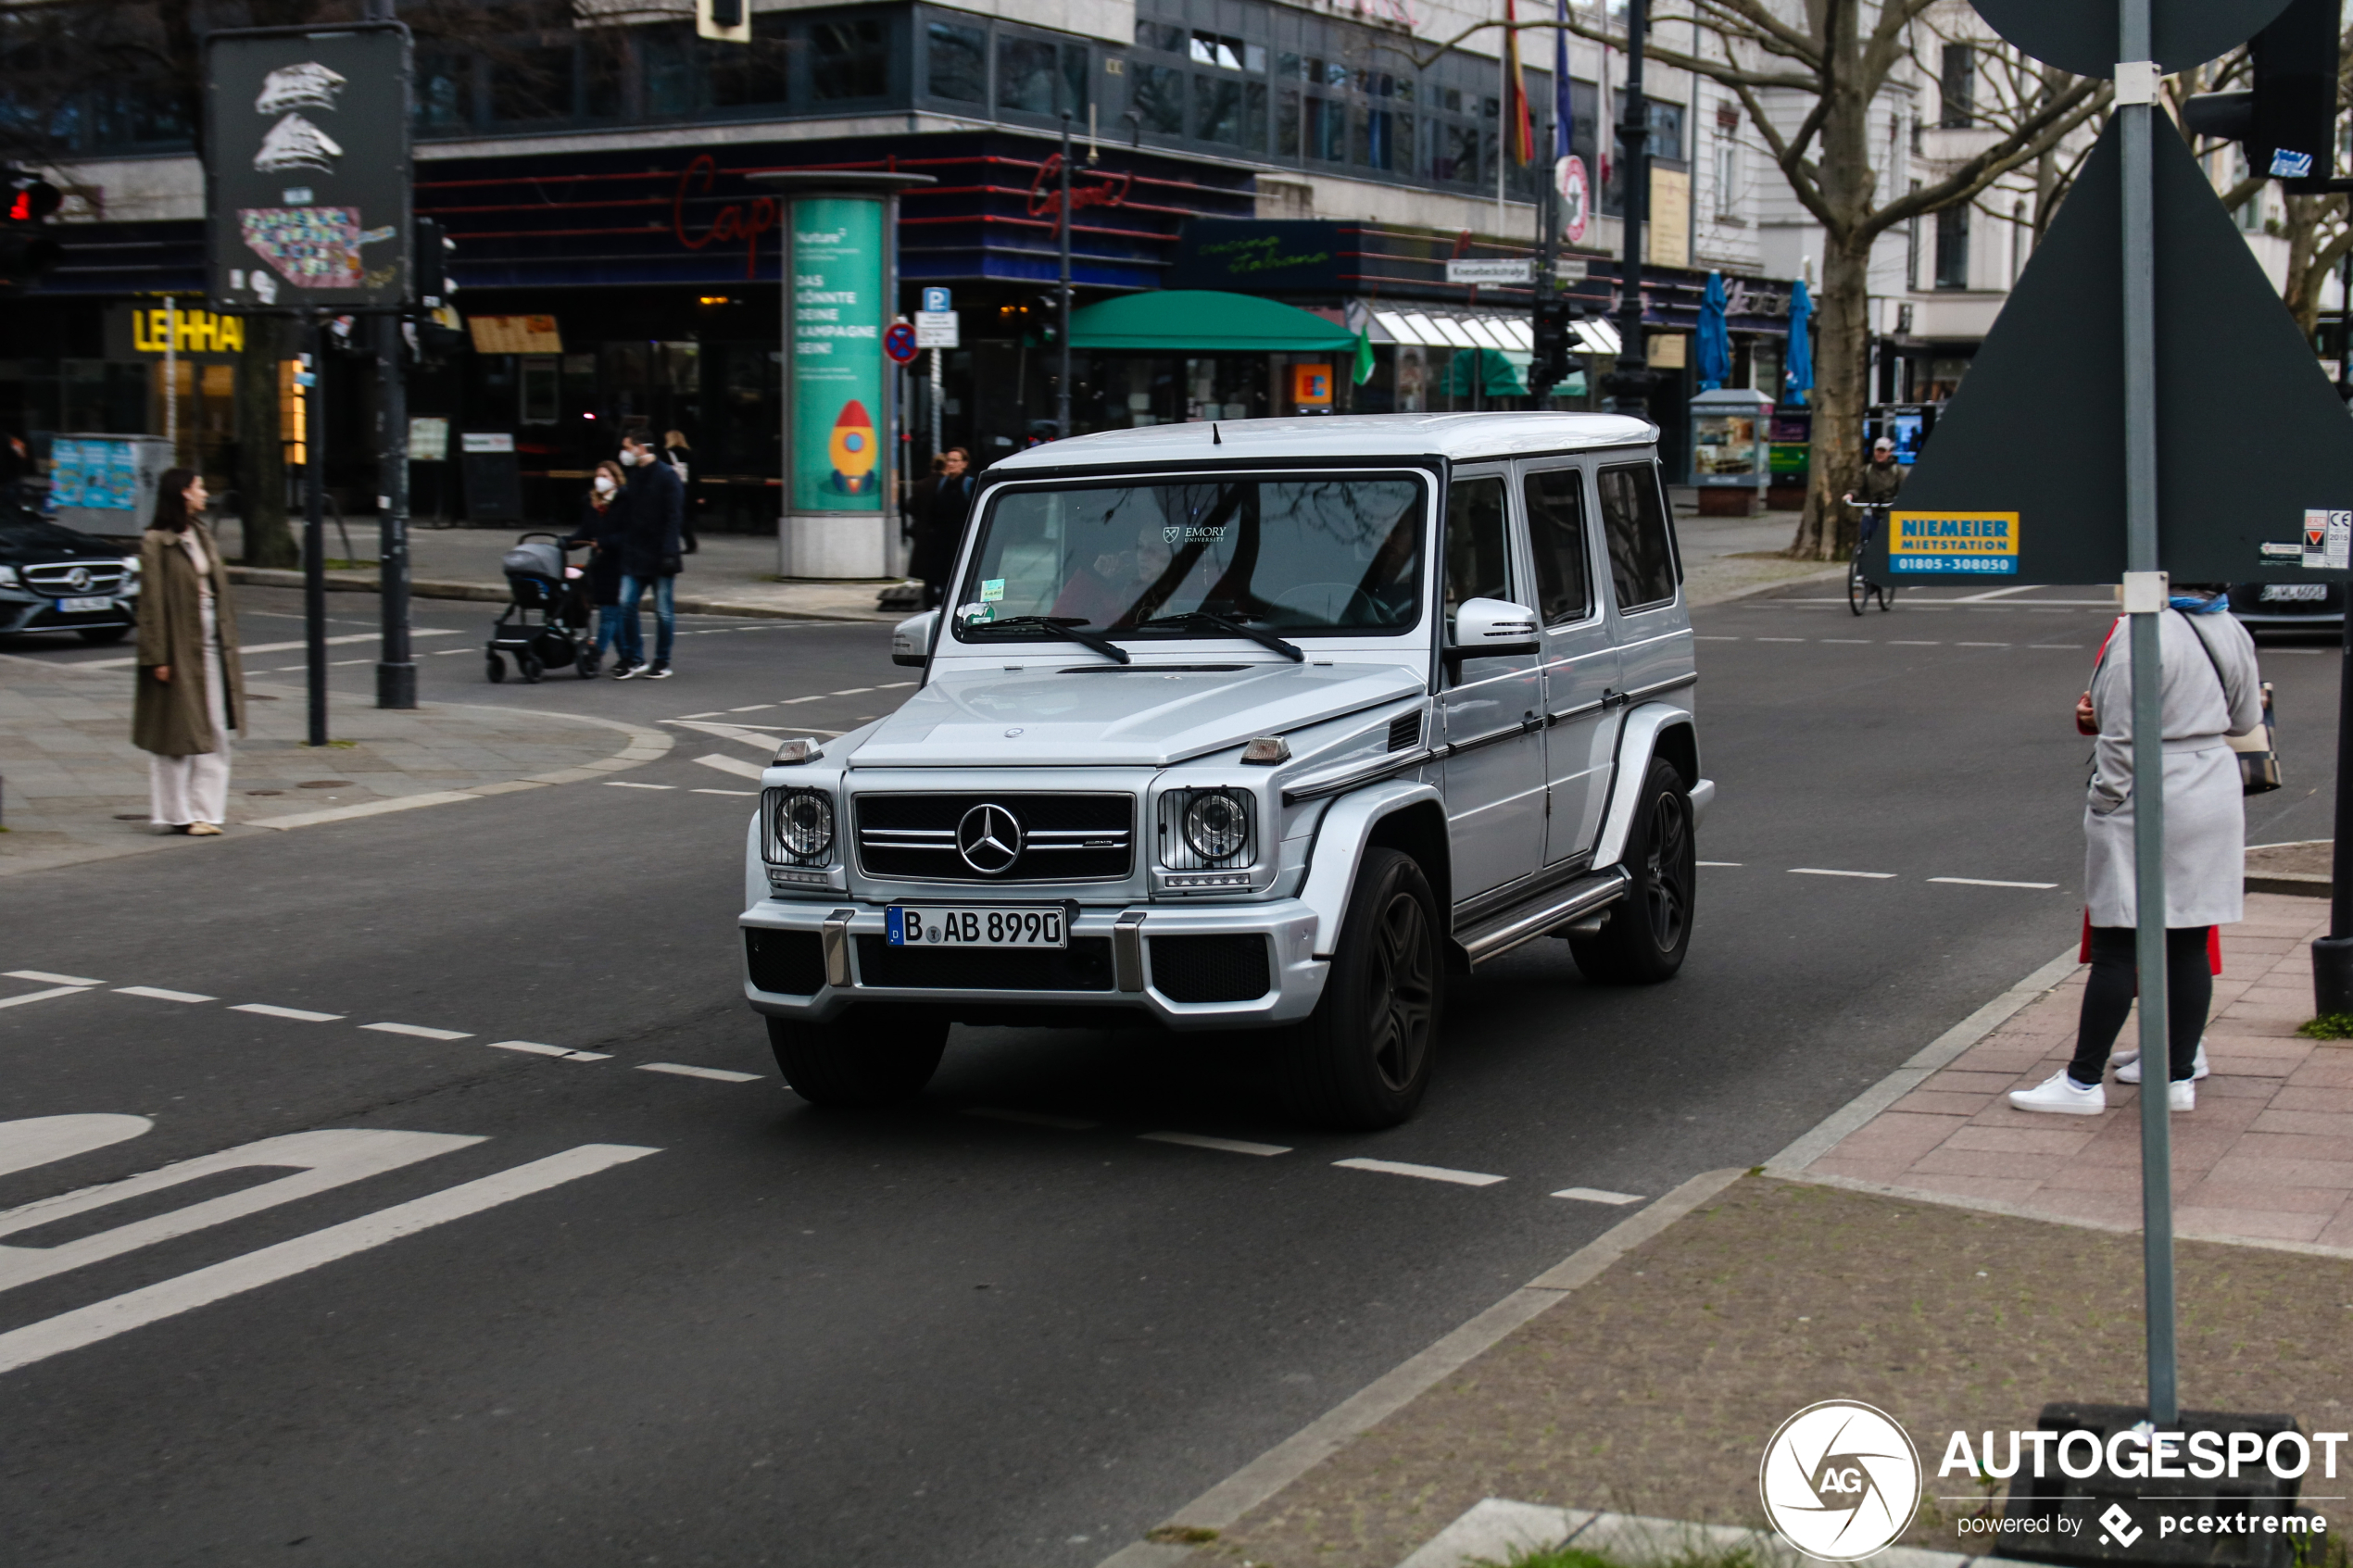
[1058,111,1075,439]
[1603,0,1653,419]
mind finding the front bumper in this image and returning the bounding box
[0,589,136,635]
[739,897,1328,1029]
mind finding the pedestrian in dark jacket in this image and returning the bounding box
[612,433,685,680]
[561,459,628,675]
[133,469,246,835]
[910,446,975,608]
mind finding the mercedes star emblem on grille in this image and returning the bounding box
[956,802,1024,875]
[64,567,91,592]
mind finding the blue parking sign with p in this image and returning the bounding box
[922,287,952,313]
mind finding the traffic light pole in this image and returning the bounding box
[375,310,415,709]
[1057,112,1075,439]
[1602,0,1652,418]
[302,311,330,749]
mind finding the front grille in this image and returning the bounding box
[855,793,1133,883]
[854,934,1115,990]
[24,561,128,596]
[1150,935,1273,1002]
[744,928,827,995]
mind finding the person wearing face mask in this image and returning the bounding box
[561,460,629,676]
[611,433,686,680]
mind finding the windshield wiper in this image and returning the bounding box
[965,614,1131,664]
[1136,609,1305,662]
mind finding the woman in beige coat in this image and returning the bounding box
[132,470,247,835]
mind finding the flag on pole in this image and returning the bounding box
[1353,320,1377,385]
[1504,0,1537,166]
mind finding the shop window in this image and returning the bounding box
[641,25,697,117]
[1135,19,1185,53]
[1436,120,1478,183]
[1190,31,1244,70]
[927,21,987,103]
[487,41,575,123]
[1195,73,1244,144]
[812,19,888,101]
[1276,87,1300,156]
[520,357,560,424]
[1131,64,1185,134]
[1277,51,1302,79]
[1934,202,1969,289]
[1063,44,1091,117]
[1000,36,1061,114]
[1354,107,1391,169]
[414,52,472,132]
[581,32,628,119]
[708,16,791,109]
[1305,96,1344,161]
[1595,462,1678,612]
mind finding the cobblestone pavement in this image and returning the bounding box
[0,655,672,876]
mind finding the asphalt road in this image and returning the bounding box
[0,581,2338,1567]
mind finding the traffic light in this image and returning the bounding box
[1528,294,1573,397]
[414,218,450,308]
[696,0,749,43]
[1035,293,1062,346]
[0,171,61,293]
[2182,0,2340,191]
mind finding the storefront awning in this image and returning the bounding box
[1067,291,1360,352]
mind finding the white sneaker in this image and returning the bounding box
[2116,1041,2209,1084]
[2008,1071,2107,1116]
[2170,1079,2196,1112]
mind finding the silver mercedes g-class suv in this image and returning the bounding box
[739,412,1710,1128]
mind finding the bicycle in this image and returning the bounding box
[1845,498,1895,615]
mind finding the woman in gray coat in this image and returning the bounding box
[2011,588,2261,1117]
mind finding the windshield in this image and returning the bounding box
[953,472,1428,640]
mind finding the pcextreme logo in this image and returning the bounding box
[1759,1401,1924,1562]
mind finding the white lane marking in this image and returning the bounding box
[0,986,95,1011]
[1818,638,1872,644]
[1956,641,2010,648]
[832,686,875,696]
[605,781,675,790]
[74,628,459,670]
[1754,636,1806,643]
[1139,1131,1292,1157]
[488,1040,611,1062]
[963,1107,1099,1131]
[879,682,916,689]
[331,658,371,667]
[6,970,103,986]
[667,720,786,751]
[2028,644,2085,650]
[728,704,774,712]
[1696,860,1743,867]
[637,1062,761,1083]
[113,986,215,1003]
[1928,876,2060,889]
[0,1143,659,1376]
[1887,640,1942,646]
[1949,583,2040,603]
[691,788,757,797]
[433,647,472,656]
[677,711,729,720]
[230,1003,345,1022]
[777,695,824,704]
[1552,1186,1646,1205]
[360,1022,473,1041]
[696,753,767,781]
[0,1128,481,1293]
[1693,635,1740,641]
[0,1115,151,1180]
[1788,868,1896,880]
[1332,1157,1505,1187]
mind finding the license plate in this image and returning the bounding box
[2260,583,2329,603]
[887,905,1066,948]
[55,596,112,614]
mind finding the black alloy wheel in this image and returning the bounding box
[1568,757,1696,985]
[1285,847,1443,1128]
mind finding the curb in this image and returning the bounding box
[2246,872,2329,898]
[1395,1499,1980,1568]
[1690,560,1850,607]
[224,566,898,624]
[1091,1167,1746,1568]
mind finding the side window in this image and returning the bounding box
[1442,475,1511,628]
[1595,462,1678,612]
[1523,467,1592,625]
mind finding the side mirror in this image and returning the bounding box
[892,608,938,668]
[1451,596,1540,655]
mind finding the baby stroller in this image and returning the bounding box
[486,533,596,683]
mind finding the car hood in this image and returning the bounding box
[848,659,1427,768]
[0,517,128,566]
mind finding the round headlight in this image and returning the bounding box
[1181,790,1249,861]
[774,789,834,859]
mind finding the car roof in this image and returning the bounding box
[985,412,1658,473]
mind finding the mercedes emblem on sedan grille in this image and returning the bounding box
[956,803,1024,875]
[64,567,91,592]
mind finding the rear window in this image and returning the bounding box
[1595,462,1678,612]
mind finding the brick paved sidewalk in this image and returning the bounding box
[0,656,672,877]
[1802,891,2353,1248]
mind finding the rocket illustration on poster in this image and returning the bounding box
[828,401,877,493]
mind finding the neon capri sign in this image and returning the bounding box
[673,154,778,281]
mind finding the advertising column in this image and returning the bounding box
[784,197,886,576]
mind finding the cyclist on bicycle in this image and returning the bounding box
[1846,437,1904,508]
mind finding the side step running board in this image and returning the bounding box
[1453,868,1631,967]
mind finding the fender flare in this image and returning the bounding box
[1592,701,1700,872]
[1299,780,1444,956]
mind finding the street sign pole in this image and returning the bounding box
[1603,0,1652,418]
[1058,112,1075,439]
[367,0,415,711]
[302,312,329,748]
[2117,0,2180,1427]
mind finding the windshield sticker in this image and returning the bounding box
[979,577,1005,602]
[959,602,995,623]
[1163,524,1228,545]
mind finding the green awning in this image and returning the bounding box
[1067,290,1360,352]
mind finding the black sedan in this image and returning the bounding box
[2227,580,2342,640]
[0,509,141,644]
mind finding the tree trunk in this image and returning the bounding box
[1791,230,1875,559]
[236,314,297,569]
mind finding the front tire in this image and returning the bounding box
[767,1013,948,1107]
[1569,758,1695,985]
[1846,557,1870,615]
[1284,847,1443,1129]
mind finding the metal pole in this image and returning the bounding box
[1604,0,1650,417]
[1058,112,1074,439]
[163,297,179,461]
[375,310,414,709]
[2118,0,2177,1428]
[929,347,944,462]
[302,314,328,747]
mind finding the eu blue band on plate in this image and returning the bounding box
[1889,510,2020,575]
[886,907,905,945]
